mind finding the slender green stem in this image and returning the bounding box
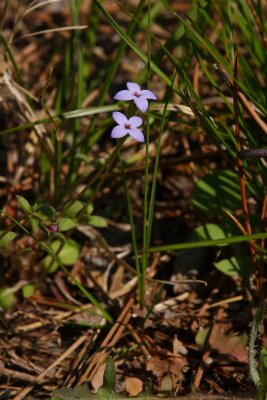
[118,149,141,298]
[140,0,152,307]
[146,77,174,250]
[53,131,62,204]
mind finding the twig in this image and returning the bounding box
[12,334,89,400]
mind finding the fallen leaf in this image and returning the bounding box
[91,363,106,392]
[209,322,248,363]
[173,335,188,356]
[125,376,143,396]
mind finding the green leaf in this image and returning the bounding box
[31,211,50,222]
[16,195,32,213]
[103,358,116,391]
[213,256,241,277]
[193,170,242,215]
[86,203,94,215]
[195,223,229,242]
[63,201,84,218]
[43,239,80,273]
[87,215,107,228]
[0,231,17,248]
[22,284,35,298]
[36,204,56,218]
[0,288,15,310]
[58,218,76,232]
[259,349,267,394]
[28,216,39,233]
[51,382,91,399]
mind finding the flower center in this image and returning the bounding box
[124,123,131,130]
[133,91,141,98]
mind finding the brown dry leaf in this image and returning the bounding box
[125,376,143,396]
[173,335,188,356]
[209,322,248,363]
[109,265,125,294]
[168,355,188,378]
[147,354,188,379]
[147,356,169,377]
[90,363,106,392]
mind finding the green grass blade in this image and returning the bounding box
[147,232,267,252]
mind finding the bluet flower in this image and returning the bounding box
[114,82,157,113]
[111,111,144,142]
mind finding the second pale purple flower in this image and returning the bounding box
[114,82,157,113]
[111,112,144,142]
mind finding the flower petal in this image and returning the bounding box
[140,89,157,100]
[127,82,140,93]
[114,90,134,101]
[134,98,148,113]
[129,128,145,142]
[128,116,142,128]
[111,125,127,139]
[112,111,128,125]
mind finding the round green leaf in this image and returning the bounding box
[0,288,15,310]
[22,284,35,298]
[87,215,107,228]
[43,239,80,273]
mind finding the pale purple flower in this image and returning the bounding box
[114,82,157,113]
[111,111,144,142]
